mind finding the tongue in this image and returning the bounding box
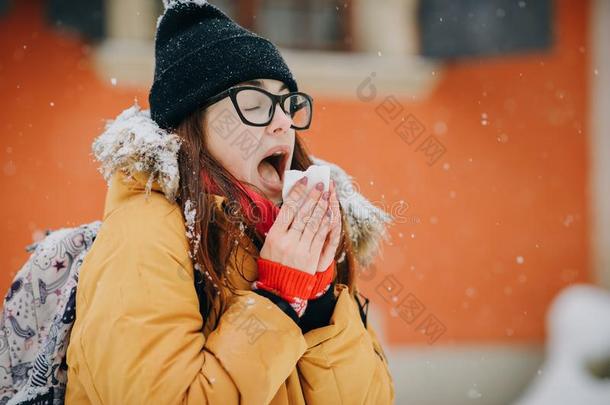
[258,160,281,185]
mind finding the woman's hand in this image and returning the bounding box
[316,179,341,272]
[259,177,332,275]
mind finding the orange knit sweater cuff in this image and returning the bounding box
[255,258,317,298]
[254,259,337,317]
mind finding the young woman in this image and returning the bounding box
[65,1,395,403]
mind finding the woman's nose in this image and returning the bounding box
[267,102,292,135]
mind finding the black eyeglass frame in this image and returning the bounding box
[198,85,314,130]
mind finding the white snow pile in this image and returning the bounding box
[158,0,209,28]
[162,0,208,11]
[515,284,610,405]
[92,102,182,202]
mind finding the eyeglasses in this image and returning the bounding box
[199,85,313,130]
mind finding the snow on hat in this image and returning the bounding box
[149,0,299,130]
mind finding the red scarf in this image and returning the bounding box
[201,169,280,238]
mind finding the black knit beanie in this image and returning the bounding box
[149,1,299,130]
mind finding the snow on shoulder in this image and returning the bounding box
[92,102,182,202]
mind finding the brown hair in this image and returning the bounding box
[174,108,358,331]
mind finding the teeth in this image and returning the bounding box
[272,151,283,156]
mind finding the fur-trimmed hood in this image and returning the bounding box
[91,102,392,267]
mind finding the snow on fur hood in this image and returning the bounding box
[92,102,393,267]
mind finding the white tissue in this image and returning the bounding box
[282,165,331,201]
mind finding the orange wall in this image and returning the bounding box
[0,0,589,345]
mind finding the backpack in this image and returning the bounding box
[0,220,214,405]
[0,221,101,405]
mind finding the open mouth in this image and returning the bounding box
[257,149,290,190]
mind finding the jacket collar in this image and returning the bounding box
[92,102,393,267]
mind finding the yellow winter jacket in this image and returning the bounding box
[64,104,395,404]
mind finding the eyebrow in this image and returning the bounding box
[240,79,288,92]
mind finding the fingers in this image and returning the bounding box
[314,180,342,271]
[298,188,330,246]
[272,176,308,233]
[288,182,325,236]
[261,177,340,275]
[309,208,332,256]
[325,203,341,253]
[329,179,341,230]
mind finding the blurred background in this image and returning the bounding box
[1,0,609,404]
